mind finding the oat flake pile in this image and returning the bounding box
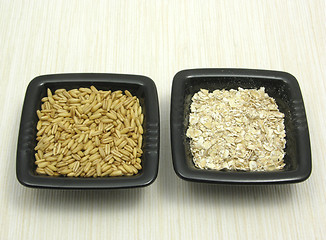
[186,87,286,171]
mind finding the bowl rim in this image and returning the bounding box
[16,73,160,189]
[170,68,312,184]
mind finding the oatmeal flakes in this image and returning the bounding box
[186,87,286,171]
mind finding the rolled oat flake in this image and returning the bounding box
[186,87,286,171]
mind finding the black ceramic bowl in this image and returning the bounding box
[171,69,311,184]
[17,73,160,189]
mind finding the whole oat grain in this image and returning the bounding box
[34,86,143,177]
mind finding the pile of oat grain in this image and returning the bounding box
[186,87,286,171]
[34,86,143,177]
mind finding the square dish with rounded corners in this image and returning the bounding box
[171,69,311,184]
[17,73,160,189]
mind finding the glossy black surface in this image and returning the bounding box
[171,69,311,184]
[17,73,160,189]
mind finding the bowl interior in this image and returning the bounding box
[182,76,298,172]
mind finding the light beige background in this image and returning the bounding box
[0,0,325,239]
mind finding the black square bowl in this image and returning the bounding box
[171,69,311,184]
[17,73,160,189]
